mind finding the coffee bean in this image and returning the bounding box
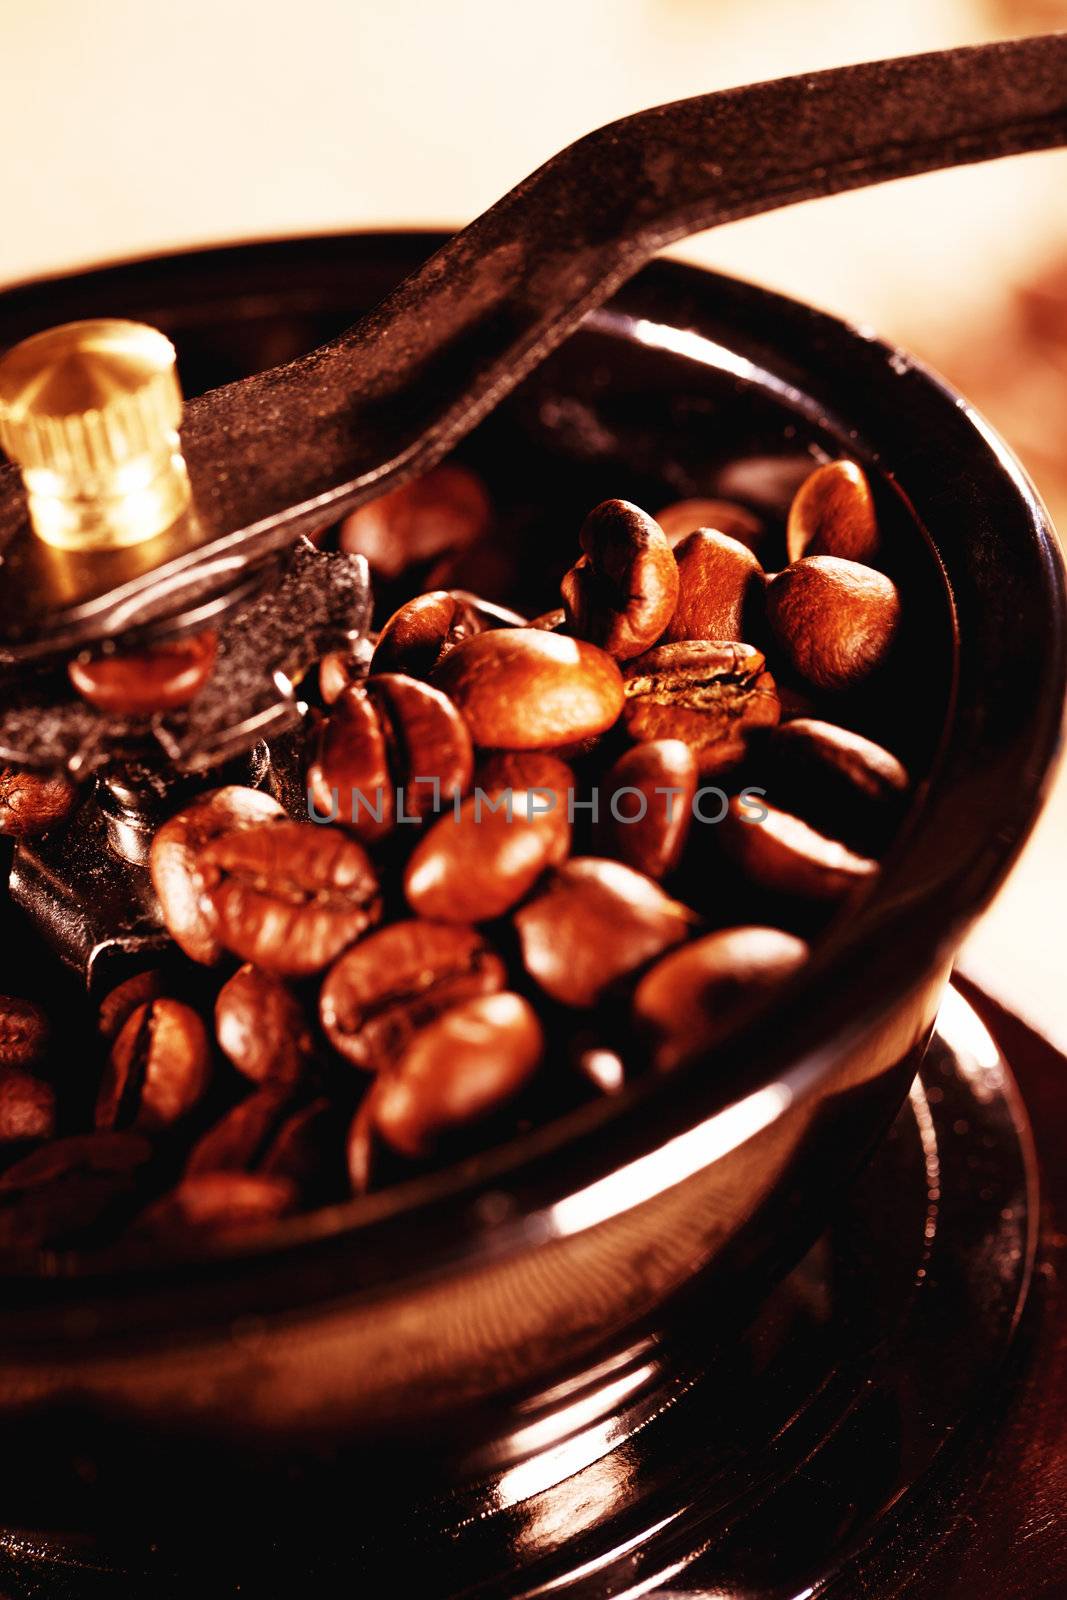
[346,1097,377,1194]
[766,557,900,693]
[257,1097,338,1192]
[368,673,473,810]
[404,766,571,922]
[0,1132,152,1250]
[526,607,567,633]
[428,536,522,600]
[307,683,390,837]
[719,796,879,901]
[622,641,780,774]
[68,631,217,715]
[307,674,473,842]
[560,499,679,660]
[98,970,165,1043]
[514,857,695,1008]
[476,751,574,796]
[634,927,809,1070]
[786,461,879,565]
[0,767,77,837]
[540,733,608,764]
[320,920,506,1070]
[656,497,765,551]
[664,529,766,643]
[318,643,372,706]
[151,786,286,965]
[371,590,487,677]
[187,1085,335,1191]
[358,991,543,1163]
[0,462,920,1254]
[339,463,490,580]
[215,965,314,1085]
[196,819,381,977]
[450,593,529,629]
[96,998,211,1132]
[433,629,624,749]
[0,995,49,1070]
[600,739,697,879]
[713,454,817,516]
[136,1172,297,1242]
[765,718,909,853]
[776,682,823,723]
[0,1070,56,1142]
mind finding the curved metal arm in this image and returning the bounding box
[3,32,1067,658]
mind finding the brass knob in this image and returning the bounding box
[0,318,191,551]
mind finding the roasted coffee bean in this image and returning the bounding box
[664,529,766,643]
[196,820,381,977]
[766,557,901,693]
[600,740,697,880]
[136,1172,297,1241]
[0,1070,56,1142]
[346,1096,377,1194]
[257,1098,338,1191]
[656,497,765,551]
[307,682,389,836]
[476,750,574,797]
[361,673,474,814]
[68,631,217,715]
[786,460,879,566]
[634,926,810,1070]
[318,644,372,706]
[720,796,879,901]
[371,590,487,677]
[713,454,817,517]
[450,593,529,629]
[0,1133,153,1250]
[560,499,679,660]
[433,629,624,749]
[526,607,567,633]
[514,857,695,1008]
[339,463,490,579]
[0,767,77,838]
[187,1085,335,1188]
[97,970,164,1043]
[429,535,522,599]
[0,995,49,1070]
[622,641,780,775]
[776,681,823,723]
[357,991,543,1164]
[96,998,211,1132]
[190,1085,292,1172]
[765,718,909,852]
[539,733,607,764]
[215,965,314,1085]
[404,770,572,923]
[151,786,286,965]
[320,920,506,1070]
[0,472,920,1252]
[307,674,473,842]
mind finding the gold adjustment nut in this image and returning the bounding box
[0,318,191,551]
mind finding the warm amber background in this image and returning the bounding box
[2,0,1065,1040]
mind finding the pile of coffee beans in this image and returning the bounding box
[0,457,914,1254]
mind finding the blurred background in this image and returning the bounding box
[2,0,1065,1040]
